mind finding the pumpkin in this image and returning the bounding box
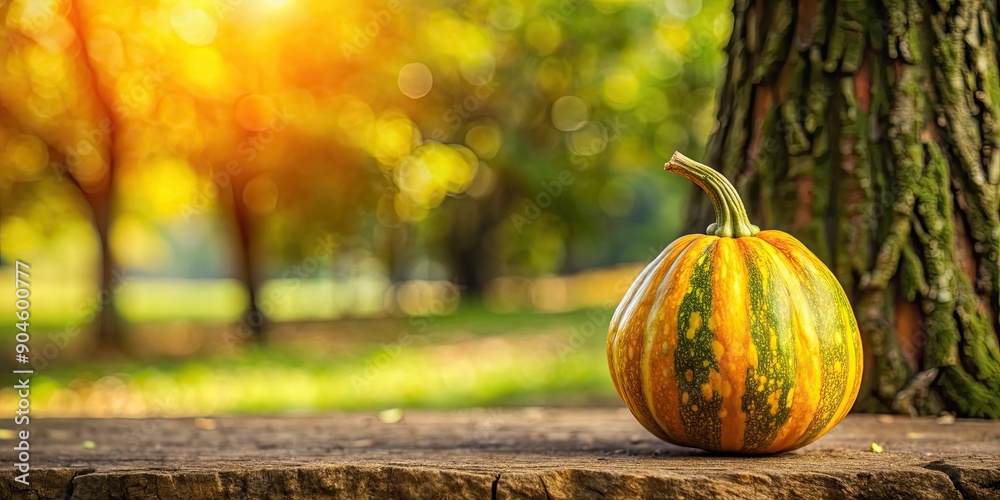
[607,152,863,454]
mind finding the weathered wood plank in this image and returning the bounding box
[1,409,998,499]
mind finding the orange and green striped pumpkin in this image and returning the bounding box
[607,152,863,454]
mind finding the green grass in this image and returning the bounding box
[0,275,392,336]
[0,306,621,417]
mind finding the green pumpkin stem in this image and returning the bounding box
[664,151,760,238]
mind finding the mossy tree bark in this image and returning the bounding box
[698,0,1000,417]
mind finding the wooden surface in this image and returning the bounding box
[2,408,999,499]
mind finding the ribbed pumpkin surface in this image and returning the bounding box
[607,230,863,453]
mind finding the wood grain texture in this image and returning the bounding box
[2,410,997,499]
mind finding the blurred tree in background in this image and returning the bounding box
[0,0,122,350]
[1,0,731,349]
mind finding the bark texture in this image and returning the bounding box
[700,0,1000,417]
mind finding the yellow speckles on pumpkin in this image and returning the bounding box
[748,343,759,368]
[686,312,702,340]
[712,340,725,358]
[785,388,795,407]
[834,361,842,372]
[701,382,713,401]
[769,333,778,351]
[685,370,694,382]
[718,408,728,419]
[702,360,710,367]
[767,390,781,416]
[662,342,670,356]
[691,405,699,412]
[682,392,689,404]
[703,369,720,400]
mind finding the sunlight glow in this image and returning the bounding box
[263,0,294,8]
[170,6,218,46]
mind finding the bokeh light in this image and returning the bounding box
[0,0,734,417]
[235,94,279,132]
[170,6,218,46]
[567,121,608,156]
[551,96,589,132]
[665,0,704,19]
[398,62,434,99]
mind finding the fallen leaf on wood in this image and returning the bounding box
[378,408,404,424]
[194,418,217,430]
[936,414,956,425]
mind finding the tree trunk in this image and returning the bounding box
[442,199,491,296]
[89,186,125,353]
[230,177,266,344]
[47,148,123,354]
[68,0,124,354]
[439,182,512,297]
[699,0,1000,417]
